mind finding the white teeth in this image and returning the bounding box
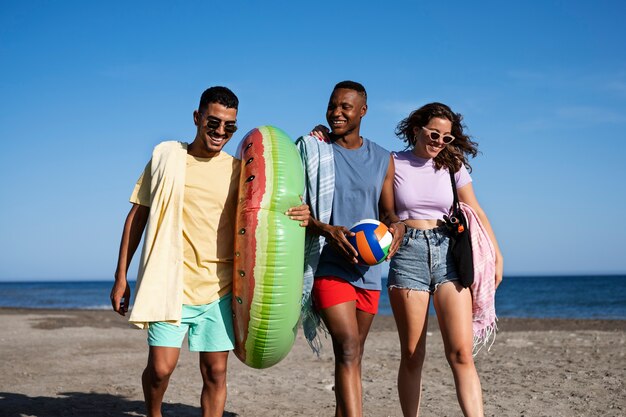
[427,145,442,153]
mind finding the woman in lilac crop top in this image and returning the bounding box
[386,103,503,417]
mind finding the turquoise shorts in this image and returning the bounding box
[147,293,235,352]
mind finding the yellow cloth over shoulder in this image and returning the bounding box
[129,141,188,329]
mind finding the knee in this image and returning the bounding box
[333,336,362,365]
[446,347,474,368]
[146,361,175,383]
[402,344,426,371]
[201,361,227,386]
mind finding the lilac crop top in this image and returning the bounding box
[393,150,472,220]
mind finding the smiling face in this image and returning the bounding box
[325,88,367,139]
[412,116,453,159]
[191,102,238,157]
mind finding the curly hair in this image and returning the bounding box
[395,102,478,173]
[199,86,239,112]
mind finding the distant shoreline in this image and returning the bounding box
[2,308,625,332]
[2,276,625,320]
[1,273,625,283]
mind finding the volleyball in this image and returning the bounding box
[347,219,393,266]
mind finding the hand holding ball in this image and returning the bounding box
[347,219,393,266]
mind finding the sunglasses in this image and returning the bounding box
[421,126,455,144]
[205,116,238,134]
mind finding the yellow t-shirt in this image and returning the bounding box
[131,152,241,305]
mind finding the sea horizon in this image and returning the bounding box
[2,272,625,283]
[0,274,625,320]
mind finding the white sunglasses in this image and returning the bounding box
[421,126,455,144]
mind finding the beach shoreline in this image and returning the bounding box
[1,308,624,416]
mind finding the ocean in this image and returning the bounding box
[0,275,625,319]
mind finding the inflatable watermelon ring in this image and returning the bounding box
[232,125,305,369]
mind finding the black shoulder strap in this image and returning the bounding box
[449,167,460,213]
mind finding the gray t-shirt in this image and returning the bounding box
[314,138,390,290]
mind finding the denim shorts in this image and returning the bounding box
[147,293,235,352]
[387,225,459,293]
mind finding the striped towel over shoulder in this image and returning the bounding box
[295,135,335,354]
[460,202,498,354]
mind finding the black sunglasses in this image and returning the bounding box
[205,117,238,134]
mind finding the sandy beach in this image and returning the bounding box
[0,308,624,417]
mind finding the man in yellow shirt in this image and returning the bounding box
[110,86,309,417]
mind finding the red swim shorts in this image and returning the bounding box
[312,275,380,315]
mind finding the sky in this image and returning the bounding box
[1,0,625,281]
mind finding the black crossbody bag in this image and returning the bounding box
[443,168,474,288]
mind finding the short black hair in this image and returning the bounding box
[199,86,239,112]
[333,80,367,101]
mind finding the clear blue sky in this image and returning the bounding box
[1,1,625,281]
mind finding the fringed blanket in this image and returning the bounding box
[460,202,498,354]
[294,135,334,354]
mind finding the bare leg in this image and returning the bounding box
[356,308,375,381]
[389,288,430,417]
[199,351,229,417]
[320,301,375,417]
[433,281,484,417]
[142,346,180,417]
